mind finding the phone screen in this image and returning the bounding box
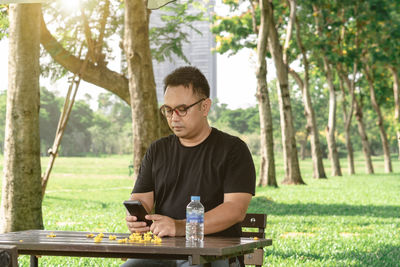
[123,200,153,226]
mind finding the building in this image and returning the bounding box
[150,1,217,103]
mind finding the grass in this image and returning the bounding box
[0,153,399,266]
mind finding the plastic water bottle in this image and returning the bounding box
[186,196,204,242]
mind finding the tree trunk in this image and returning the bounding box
[290,70,326,178]
[354,97,374,174]
[299,130,309,161]
[255,0,277,187]
[0,4,43,232]
[290,19,326,178]
[364,66,392,173]
[290,17,326,179]
[313,4,341,177]
[338,74,355,174]
[124,0,161,174]
[338,66,373,174]
[323,60,342,177]
[267,0,304,185]
[389,66,400,160]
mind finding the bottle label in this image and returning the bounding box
[186,213,204,223]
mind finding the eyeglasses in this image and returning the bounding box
[160,98,206,118]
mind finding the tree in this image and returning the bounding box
[367,0,400,160]
[123,0,160,173]
[90,92,132,155]
[212,0,304,184]
[255,0,277,187]
[390,66,400,159]
[354,93,375,174]
[333,5,374,174]
[39,87,61,155]
[59,100,94,156]
[312,3,342,177]
[212,0,279,186]
[363,64,392,173]
[289,11,326,179]
[358,0,399,172]
[39,0,204,175]
[0,3,43,232]
[331,4,358,175]
[0,91,6,154]
[266,0,304,184]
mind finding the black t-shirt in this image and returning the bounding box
[132,127,256,237]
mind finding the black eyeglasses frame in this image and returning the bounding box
[160,98,206,118]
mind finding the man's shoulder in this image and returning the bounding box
[212,127,246,146]
[149,134,176,150]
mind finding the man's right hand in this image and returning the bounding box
[126,192,154,233]
[126,214,151,233]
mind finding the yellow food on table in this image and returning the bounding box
[89,231,162,244]
[94,233,104,243]
[152,236,162,244]
[46,232,57,238]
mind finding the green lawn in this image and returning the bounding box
[1,154,399,266]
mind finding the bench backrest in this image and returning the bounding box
[0,245,18,267]
[241,213,267,267]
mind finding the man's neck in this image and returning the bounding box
[179,124,212,147]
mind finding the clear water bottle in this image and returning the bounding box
[186,196,204,242]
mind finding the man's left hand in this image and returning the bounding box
[146,214,185,237]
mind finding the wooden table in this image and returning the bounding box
[0,230,272,266]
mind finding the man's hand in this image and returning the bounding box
[146,214,185,237]
[126,192,154,233]
[126,214,151,233]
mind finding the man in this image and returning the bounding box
[123,66,256,267]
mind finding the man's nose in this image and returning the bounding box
[171,110,180,120]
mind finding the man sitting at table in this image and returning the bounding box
[122,66,256,267]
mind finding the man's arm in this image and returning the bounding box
[130,192,154,213]
[146,192,251,237]
[204,192,252,235]
[126,192,154,233]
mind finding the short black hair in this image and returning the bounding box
[163,66,210,98]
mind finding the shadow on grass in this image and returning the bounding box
[43,195,116,210]
[249,197,400,219]
[46,195,400,219]
[267,244,400,266]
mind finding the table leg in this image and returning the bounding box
[30,255,38,267]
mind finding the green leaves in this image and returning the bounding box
[0,5,8,40]
[149,0,206,63]
[212,4,257,55]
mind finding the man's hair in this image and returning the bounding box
[163,66,210,98]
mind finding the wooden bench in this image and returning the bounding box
[0,245,18,267]
[241,213,267,267]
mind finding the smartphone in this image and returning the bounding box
[123,200,153,226]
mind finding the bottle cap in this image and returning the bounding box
[191,196,200,201]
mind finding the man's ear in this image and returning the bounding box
[203,98,212,115]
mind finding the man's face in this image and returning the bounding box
[163,85,208,139]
